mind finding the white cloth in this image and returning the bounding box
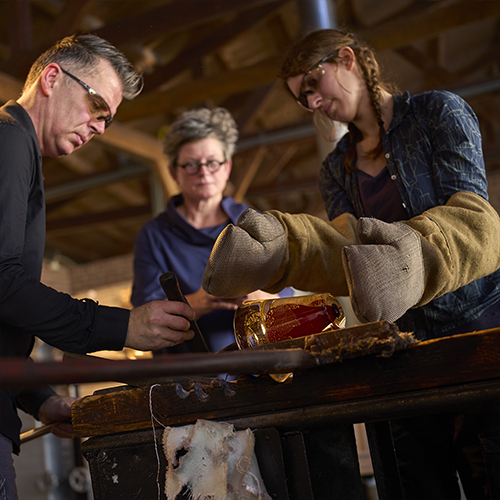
[162,419,270,500]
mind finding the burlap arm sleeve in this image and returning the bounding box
[266,191,500,310]
[402,191,500,306]
[264,211,359,296]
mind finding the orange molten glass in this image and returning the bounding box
[234,293,345,349]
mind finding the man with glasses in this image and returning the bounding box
[0,34,196,499]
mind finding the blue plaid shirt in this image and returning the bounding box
[319,91,500,339]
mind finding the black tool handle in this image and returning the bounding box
[159,272,209,353]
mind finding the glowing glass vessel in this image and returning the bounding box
[234,293,345,349]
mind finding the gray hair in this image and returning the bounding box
[22,34,143,100]
[163,107,239,164]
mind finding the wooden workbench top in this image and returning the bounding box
[71,326,500,438]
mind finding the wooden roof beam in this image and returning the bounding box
[116,56,281,122]
[38,0,96,50]
[235,83,275,133]
[234,146,267,203]
[46,204,151,234]
[97,122,179,200]
[0,71,23,101]
[142,1,286,93]
[6,0,33,78]
[261,144,300,184]
[93,0,284,47]
[362,0,500,51]
[395,45,456,86]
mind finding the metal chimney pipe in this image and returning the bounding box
[296,0,346,161]
[296,0,355,325]
[298,0,338,34]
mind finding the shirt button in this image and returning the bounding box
[385,153,390,159]
[391,175,397,181]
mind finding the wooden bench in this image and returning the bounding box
[71,325,500,499]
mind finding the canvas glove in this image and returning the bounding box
[342,218,425,323]
[203,209,287,297]
[205,192,500,323]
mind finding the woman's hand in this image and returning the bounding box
[186,287,241,317]
[244,290,281,301]
[187,288,282,319]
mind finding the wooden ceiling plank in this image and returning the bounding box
[234,146,267,203]
[426,37,444,68]
[45,164,150,203]
[104,182,149,207]
[116,57,281,122]
[6,0,33,77]
[143,1,286,93]
[264,6,294,51]
[240,143,317,194]
[456,41,500,77]
[352,0,414,27]
[38,0,96,49]
[247,174,319,197]
[0,70,23,102]
[261,144,300,184]
[46,204,151,234]
[362,0,500,51]
[45,236,103,262]
[94,0,284,47]
[236,83,275,133]
[395,45,456,86]
[94,122,179,200]
[56,152,101,175]
[236,124,317,153]
[11,0,32,51]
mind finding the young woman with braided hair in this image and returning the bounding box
[203,29,500,498]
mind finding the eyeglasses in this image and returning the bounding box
[297,44,357,112]
[176,159,227,175]
[60,67,113,128]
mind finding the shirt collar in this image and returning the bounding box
[2,100,42,158]
[387,91,411,132]
[335,91,410,152]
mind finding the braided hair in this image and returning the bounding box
[278,29,398,172]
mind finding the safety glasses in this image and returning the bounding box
[60,67,113,128]
[297,44,357,111]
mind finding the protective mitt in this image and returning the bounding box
[403,191,500,307]
[202,209,287,297]
[202,209,358,298]
[342,219,424,323]
[342,191,500,322]
[204,191,500,324]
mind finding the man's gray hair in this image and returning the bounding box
[163,107,239,164]
[23,34,143,100]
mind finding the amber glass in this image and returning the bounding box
[234,293,345,349]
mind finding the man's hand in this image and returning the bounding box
[126,300,195,351]
[38,395,79,439]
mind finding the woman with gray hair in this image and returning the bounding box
[131,107,291,354]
